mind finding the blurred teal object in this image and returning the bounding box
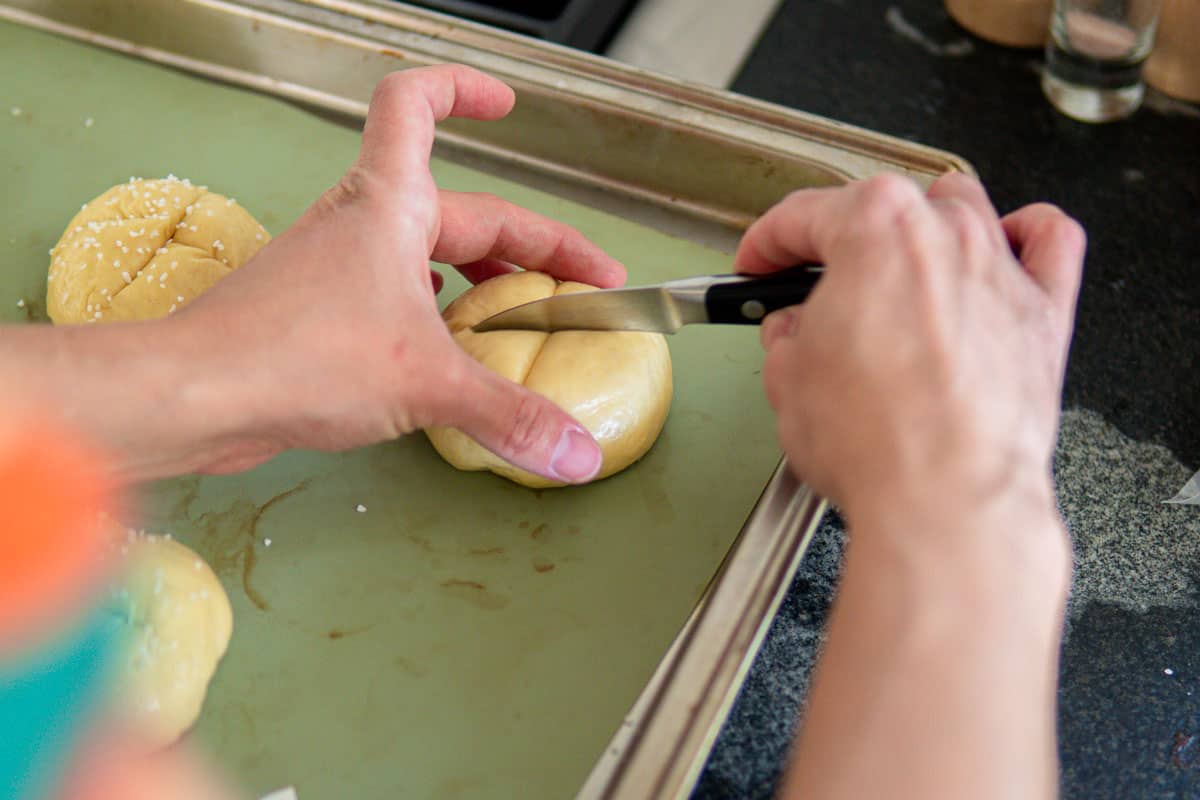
[0,605,120,800]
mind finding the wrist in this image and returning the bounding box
[842,472,1071,608]
[46,317,277,481]
[149,314,282,476]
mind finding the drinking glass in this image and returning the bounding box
[1042,0,1163,122]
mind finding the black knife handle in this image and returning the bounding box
[703,265,823,324]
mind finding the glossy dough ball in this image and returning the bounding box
[426,271,673,488]
[108,531,233,750]
[47,176,269,324]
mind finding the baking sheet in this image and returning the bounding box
[0,20,783,798]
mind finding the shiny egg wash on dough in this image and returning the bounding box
[46,175,269,324]
[426,271,673,489]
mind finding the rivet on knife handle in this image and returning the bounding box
[703,265,824,324]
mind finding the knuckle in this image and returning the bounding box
[941,198,989,253]
[502,392,553,458]
[1024,201,1064,218]
[762,345,800,409]
[1056,216,1088,253]
[929,170,975,196]
[468,191,504,211]
[1028,204,1087,249]
[426,354,472,415]
[371,71,412,104]
[780,188,813,208]
[858,173,922,218]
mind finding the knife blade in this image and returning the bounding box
[471,265,823,334]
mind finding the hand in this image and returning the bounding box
[176,66,625,482]
[736,173,1085,523]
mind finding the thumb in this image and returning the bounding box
[440,357,603,484]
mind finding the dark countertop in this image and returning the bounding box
[692,1,1200,798]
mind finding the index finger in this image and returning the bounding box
[434,190,626,288]
[358,65,516,182]
[734,174,928,274]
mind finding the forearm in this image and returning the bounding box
[781,487,1071,800]
[0,321,265,483]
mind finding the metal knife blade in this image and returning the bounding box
[471,266,823,334]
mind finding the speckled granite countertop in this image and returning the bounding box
[692,2,1200,797]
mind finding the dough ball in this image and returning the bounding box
[46,176,270,324]
[106,530,233,750]
[426,271,673,488]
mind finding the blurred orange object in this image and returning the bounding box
[0,420,119,650]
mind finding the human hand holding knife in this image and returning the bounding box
[471,265,824,334]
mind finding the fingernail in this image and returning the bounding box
[549,427,602,483]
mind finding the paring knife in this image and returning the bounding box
[471,265,823,334]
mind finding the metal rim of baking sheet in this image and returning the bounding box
[0,0,975,233]
[0,2,971,797]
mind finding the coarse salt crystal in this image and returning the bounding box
[168,303,177,313]
[1166,668,1175,676]
[84,117,94,128]
[259,787,299,800]
[355,504,367,513]
[264,538,272,547]
[16,299,24,309]
[177,295,184,302]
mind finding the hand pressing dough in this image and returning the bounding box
[106,530,233,750]
[426,271,672,488]
[46,176,270,324]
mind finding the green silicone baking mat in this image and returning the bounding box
[0,18,782,799]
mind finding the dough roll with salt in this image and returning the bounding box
[107,530,233,750]
[426,271,673,489]
[46,176,269,324]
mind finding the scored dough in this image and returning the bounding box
[46,176,269,324]
[106,529,233,750]
[426,271,673,489]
